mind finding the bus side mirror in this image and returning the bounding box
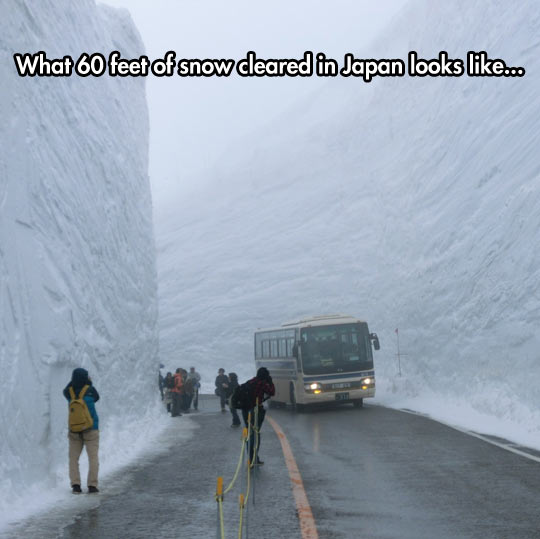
[370,333,380,351]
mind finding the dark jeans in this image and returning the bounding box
[219,391,227,410]
[242,406,265,462]
[182,393,193,411]
[193,389,199,410]
[171,392,183,417]
[230,405,240,425]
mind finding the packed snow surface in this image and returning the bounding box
[0,0,161,527]
[157,0,540,445]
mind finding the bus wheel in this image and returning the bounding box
[353,399,363,408]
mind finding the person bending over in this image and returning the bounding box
[241,367,275,465]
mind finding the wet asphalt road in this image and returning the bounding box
[4,397,540,538]
[3,395,300,539]
[268,402,540,539]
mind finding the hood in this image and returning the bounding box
[256,367,270,380]
[71,368,90,391]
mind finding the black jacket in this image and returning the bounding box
[215,374,229,395]
[226,377,239,398]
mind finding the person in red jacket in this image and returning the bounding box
[171,368,184,417]
[241,367,275,465]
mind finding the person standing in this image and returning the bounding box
[215,368,229,412]
[158,370,164,401]
[171,368,184,417]
[241,367,275,465]
[63,368,100,494]
[227,372,241,427]
[181,369,194,412]
[187,367,201,410]
[163,372,174,413]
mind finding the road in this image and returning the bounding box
[269,402,540,538]
[3,397,540,538]
[2,395,300,539]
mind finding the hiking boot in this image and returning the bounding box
[72,484,82,494]
[256,458,264,466]
[231,423,240,428]
[88,486,99,494]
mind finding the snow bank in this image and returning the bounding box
[0,0,160,525]
[156,0,540,445]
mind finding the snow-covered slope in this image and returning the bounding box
[156,0,540,441]
[0,0,158,520]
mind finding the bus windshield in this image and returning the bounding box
[300,323,373,375]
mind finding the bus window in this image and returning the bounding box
[300,324,373,374]
[262,340,270,358]
[287,339,295,357]
[280,339,287,358]
[271,340,278,358]
[365,337,373,361]
[255,334,262,359]
[344,330,360,362]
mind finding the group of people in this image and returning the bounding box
[62,363,274,496]
[215,367,275,465]
[161,366,201,417]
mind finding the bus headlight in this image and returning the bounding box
[304,383,321,391]
[361,377,374,390]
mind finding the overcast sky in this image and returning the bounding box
[102,0,408,200]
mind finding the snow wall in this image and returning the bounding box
[0,0,158,519]
[157,0,540,439]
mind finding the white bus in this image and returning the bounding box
[254,314,380,410]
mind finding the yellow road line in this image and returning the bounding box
[267,416,319,539]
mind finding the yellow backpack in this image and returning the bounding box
[68,385,94,432]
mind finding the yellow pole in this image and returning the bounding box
[247,411,252,468]
[215,477,225,539]
[216,476,223,497]
[238,493,245,539]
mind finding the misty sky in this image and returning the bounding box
[102,0,408,200]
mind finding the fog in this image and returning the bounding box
[102,0,408,200]
[3,0,539,531]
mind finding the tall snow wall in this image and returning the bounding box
[0,0,158,512]
[156,0,540,431]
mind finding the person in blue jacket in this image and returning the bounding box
[63,368,100,494]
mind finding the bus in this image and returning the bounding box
[254,314,380,409]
